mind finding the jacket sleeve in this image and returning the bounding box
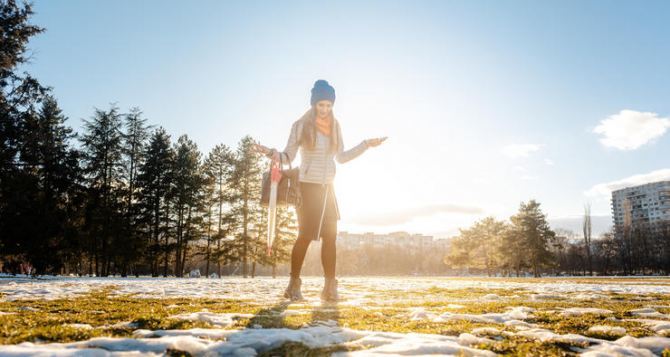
[335,121,368,164]
[280,120,301,164]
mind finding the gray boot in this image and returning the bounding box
[321,278,338,302]
[284,277,304,301]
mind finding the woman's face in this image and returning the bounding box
[315,100,333,119]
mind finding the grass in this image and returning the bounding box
[1,284,669,356]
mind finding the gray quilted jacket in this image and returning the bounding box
[280,111,368,184]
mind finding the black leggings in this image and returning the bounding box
[290,182,338,279]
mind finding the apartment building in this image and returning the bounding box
[611,180,670,229]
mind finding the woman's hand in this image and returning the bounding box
[253,143,280,162]
[365,137,387,148]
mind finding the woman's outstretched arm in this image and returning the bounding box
[334,122,369,164]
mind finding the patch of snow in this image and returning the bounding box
[629,308,668,319]
[504,319,536,330]
[470,327,502,336]
[560,307,613,316]
[3,276,670,304]
[515,328,601,344]
[334,329,497,357]
[0,324,501,356]
[630,319,670,334]
[457,332,495,346]
[583,335,670,356]
[481,294,501,301]
[66,323,94,330]
[436,306,533,324]
[169,311,254,328]
[587,325,626,336]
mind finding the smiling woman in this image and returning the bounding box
[255,79,386,303]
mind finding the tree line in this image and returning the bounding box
[446,200,670,276]
[0,0,296,277]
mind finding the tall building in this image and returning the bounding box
[611,180,670,229]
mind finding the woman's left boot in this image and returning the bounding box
[320,277,339,302]
[284,277,304,301]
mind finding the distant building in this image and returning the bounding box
[611,180,670,231]
[337,231,449,252]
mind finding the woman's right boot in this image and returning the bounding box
[284,277,304,301]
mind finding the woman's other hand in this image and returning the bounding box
[365,137,387,148]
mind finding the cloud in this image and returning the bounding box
[593,110,670,150]
[502,144,542,158]
[352,204,484,226]
[585,168,670,197]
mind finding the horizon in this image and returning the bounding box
[22,0,670,237]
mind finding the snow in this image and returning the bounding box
[629,307,669,319]
[583,335,670,356]
[587,325,627,336]
[0,325,500,356]
[446,304,465,309]
[470,327,502,336]
[2,276,670,355]
[560,307,614,316]
[515,328,601,344]
[66,323,94,330]
[4,276,670,303]
[168,311,255,328]
[630,319,670,334]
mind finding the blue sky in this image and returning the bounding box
[24,0,670,237]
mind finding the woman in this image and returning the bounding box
[256,79,385,302]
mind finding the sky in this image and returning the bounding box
[23,0,670,238]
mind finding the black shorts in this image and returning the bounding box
[297,182,339,241]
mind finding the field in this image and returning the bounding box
[1,275,670,356]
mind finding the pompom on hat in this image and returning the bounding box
[310,79,336,106]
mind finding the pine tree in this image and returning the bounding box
[509,200,556,277]
[0,0,49,265]
[16,97,81,273]
[171,135,205,277]
[80,105,125,276]
[137,128,174,276]
[202,144,234,277]
[230,136,263,278]
[118,107,150,276]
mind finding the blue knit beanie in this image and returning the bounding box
[310,79,336,106]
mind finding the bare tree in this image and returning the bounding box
[583,203,593,276]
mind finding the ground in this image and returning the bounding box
[1,275,670,356]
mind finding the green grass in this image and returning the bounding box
[1,286,669,356]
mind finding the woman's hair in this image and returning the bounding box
[300,107,339,153]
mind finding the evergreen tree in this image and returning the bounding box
[80,105,125,276]
[137,128,174,276]
[0,0,48,264]
[230,136,263,278]
[15,97,81,273]
[509,200,556,277]
[202,144,234,277]
[171,135,205,277]
[118,107,150,276]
